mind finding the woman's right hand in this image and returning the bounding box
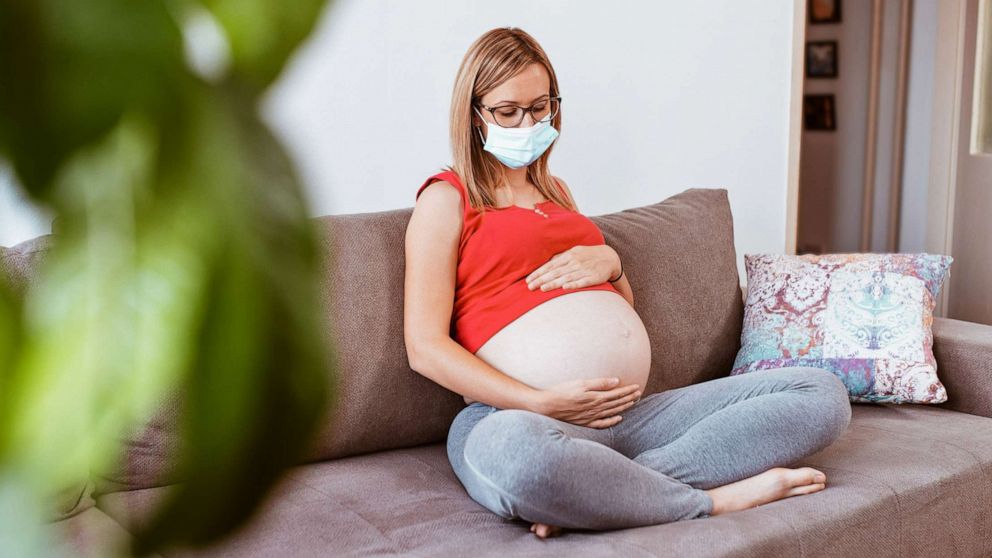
[534,377,643,428]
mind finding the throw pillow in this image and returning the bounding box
[731,252,954,404]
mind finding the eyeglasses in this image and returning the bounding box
[474,95,562,128]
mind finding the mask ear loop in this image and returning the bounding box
[472,106,488,144]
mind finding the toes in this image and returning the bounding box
[784,467,826,486]
[530,523,562,538]
[787,482,826,496]
[802,467,827,484]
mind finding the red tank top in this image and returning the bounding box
[415,170,621,354]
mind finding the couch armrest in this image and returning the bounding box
[932,317,992,418]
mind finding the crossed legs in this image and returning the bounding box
[446,366,852,533]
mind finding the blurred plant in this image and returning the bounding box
[0,0,336,556]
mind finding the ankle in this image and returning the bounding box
[705,489,724,515]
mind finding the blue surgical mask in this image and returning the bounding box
[474,107,560,169]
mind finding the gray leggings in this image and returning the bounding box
[446,366,852,531]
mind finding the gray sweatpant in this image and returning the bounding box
[446,366,852,530]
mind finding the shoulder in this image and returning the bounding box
[416,179,462,208]
[411,178,465,235]
[417,169,465,201]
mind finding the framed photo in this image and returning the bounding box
[806,41,838,78]
[803,94,836,131]
[809,0,842,24]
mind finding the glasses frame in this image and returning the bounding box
[474,95,562,128]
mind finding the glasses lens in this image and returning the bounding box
[493,106,525,127]
[534,98,560,123]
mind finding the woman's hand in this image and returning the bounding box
[533,377,643,429]
[525,245,621,291]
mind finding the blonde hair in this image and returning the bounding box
[443,27,575,213]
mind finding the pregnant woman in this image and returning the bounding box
[403,27,852,539]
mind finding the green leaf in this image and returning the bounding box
[126,81,334,555]
[0,0,188,199]
[199,0,333,91]
[0,2,336,555]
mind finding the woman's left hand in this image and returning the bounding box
[525,245,620,291]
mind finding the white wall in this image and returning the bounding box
[261,0,801,284]
[3,1,802,285]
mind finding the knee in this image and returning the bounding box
[798,367,852,440]
[463,410,557,497]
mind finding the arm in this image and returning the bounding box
[932,317,992,419]
[404,180,546,412]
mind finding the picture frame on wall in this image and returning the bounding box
[806,41,838,78]
[809,0,842,24]
[803,94,836,131]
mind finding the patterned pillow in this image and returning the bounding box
[731,253,954,404]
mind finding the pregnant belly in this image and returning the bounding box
[466,290,652,405]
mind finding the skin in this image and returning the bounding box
[468,63,830,539]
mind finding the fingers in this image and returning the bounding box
[585,415,623,429]
[539,271,586,291]
[579,386,642,428]
[595,395,640,418]
[586,387,640,417]
[593,384,640,403]
[584,377,621,391]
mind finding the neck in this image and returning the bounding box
[503,166,530,189]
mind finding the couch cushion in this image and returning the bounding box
[93,404,992,557]
[0,235,191,495]
[43,505,164,558]
[0,234,55,294]
[731,252,954,404]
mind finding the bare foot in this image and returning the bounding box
[529,521,564,538]
[705,467,828,515]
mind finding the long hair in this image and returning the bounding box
[445,27,575,213]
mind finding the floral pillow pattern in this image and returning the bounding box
[731,253,954,404]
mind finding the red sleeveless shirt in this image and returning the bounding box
[415,170,621,354]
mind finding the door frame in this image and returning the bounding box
[786,0,807,256]
[927,0,968,317]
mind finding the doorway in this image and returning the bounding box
[793,0,992,322]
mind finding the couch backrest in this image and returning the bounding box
[2,187,744,493]
[590,188,744,393]
[0,234,55,295]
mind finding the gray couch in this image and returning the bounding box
[7,188,991,557]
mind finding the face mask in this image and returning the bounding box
[474,107,560,169]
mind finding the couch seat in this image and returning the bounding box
[92,404,992,558]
